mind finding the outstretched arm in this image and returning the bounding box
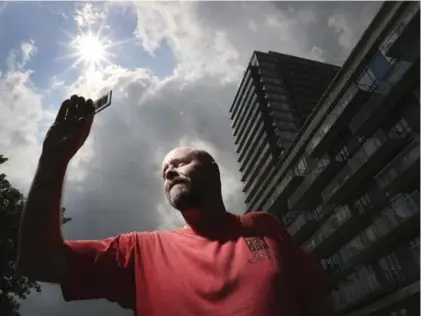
[16,95,94,282]
[16,96,136,309]
[16,156,68,283]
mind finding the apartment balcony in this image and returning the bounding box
[382,3,420,62]
[306,85,373,158]
[348,287,420,316]
[349,59,418,138]
[287,212,314,241]
[261,169,305,215]
[375,139,420,194]
[303,205,356,258]
[327,192,420,286]
[332,270,420,315]
[321,129,401,205]
[287,204,335,244]
[288,156,344,210]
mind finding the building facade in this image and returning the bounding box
[229,51,339,210]
[231,1,420,315]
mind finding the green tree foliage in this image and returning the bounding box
[0,155,71,315]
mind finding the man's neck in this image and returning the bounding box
[181,204,228,235]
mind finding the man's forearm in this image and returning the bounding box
[17,155,68,271]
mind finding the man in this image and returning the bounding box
[17,95,331,315]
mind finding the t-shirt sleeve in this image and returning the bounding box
[61,233,136,310]
[271,215,330,315]
[253,212,330,315]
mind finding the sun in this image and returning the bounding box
[71,32,107,66]
[58,28,132,73]
[76,34,105,64]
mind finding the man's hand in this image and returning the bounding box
[42,94,95,165]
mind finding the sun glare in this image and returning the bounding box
[72,33,107,66]
[59,27,133,74]
[77,34,105,63]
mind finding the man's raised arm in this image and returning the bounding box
[16,95,95,283]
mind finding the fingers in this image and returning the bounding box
[68,95,81,121]
[56,95,95,123]
[55,99,70,123]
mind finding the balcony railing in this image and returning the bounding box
[261,169,305,214]
[287,205,335,244]
[375,139,420,191]
[380,2,420,62]
[303,205,353,255]
[321,129,397,204]
[287,211,314,238]
[288,155,344,210]
[306,84,372,157]
[330,259,419,313]
[349,59,415,137]
[333,192,420,274]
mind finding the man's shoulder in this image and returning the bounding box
[114,230,169,245]
[241,211,280,224]
[239,211,282,233]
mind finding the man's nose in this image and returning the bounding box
[165,169,178,180]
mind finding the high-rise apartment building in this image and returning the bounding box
[229,51,339,210]
[231,2,420,315]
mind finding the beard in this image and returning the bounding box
[168,183,201,211]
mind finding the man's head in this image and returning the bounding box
[162,147,221,212]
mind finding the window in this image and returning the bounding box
[295,156,308,173]
[336,146,350,162]
[259,67,278,78]
[357,68,377,91]
[277,130,297,142]
[270,101,291,111]
[263,83,285,94]
[273,120,298,131]
[313,205,326,221]
[270,109,296,121]
[365,225,378,243]
[354,193,372,215]
[262,77,282,86]
[369,50,393,80]
[389,118,412,139]
[266,92,288,103]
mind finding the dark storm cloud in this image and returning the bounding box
[270,1,382,64]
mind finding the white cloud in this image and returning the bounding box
[0,43,44,192]
[74,3,107,29]
[133,2,243,83]
[328,14,355,50]
[6,40,37,70]
[20,40,37,64]
[310,46,326,62]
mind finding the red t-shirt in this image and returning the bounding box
[61,212,327,316]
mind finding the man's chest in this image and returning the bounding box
[135,232,291,311]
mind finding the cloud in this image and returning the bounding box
[0,41,45,192]
[6,40,37,70]
[74,2,107,29]
[133,1,243,83]
[20,41,37,65]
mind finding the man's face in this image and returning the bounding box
[162,148,207,211]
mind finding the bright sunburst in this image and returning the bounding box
[57,27,133,75]
[76,34,105,64]
[70,32,110,68]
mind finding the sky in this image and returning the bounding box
[0,1,382,315]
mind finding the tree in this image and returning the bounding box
[0,155,71,316]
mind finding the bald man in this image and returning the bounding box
[17,95,331,316]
